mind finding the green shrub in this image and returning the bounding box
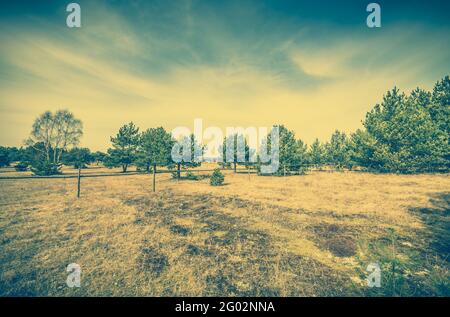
[172,170,200,180]
[14,161,29,172]
[210,168,224,186]
[185,171,199,180]
[0,146,11,167]
[297,165,308,175]
[30,161,61,176]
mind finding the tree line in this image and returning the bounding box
[0,76,448,175]
[265,76,449,174]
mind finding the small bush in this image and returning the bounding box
[171,170,199,180]
[210,168,224,186]
[73,162,88,169]
[30,161,61,176]
[297,165,308,175]
[185,171,199,180]
[14,161,29,172]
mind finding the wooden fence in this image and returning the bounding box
[0,164,351,198]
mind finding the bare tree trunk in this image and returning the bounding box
[177,163,181,180]
[53,146,57,165]
[45,144,50,162]
[233,162,236,173]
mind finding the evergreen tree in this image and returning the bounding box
[92,151,107,164]
[259,125,307,175]
[0,146,11,167]
[363,87,448,173]
[137,127,174,173]
[105,122,140,172]
[308,138,326,167]
[325,130,351,169]
[210,168,225,186]
[220,134,251,173]
[172,134,204,178]
[348,129,378,169]
[5,147,22,163]
[296,139,309,174]
[62,147,94,169]
[430,76,450,135]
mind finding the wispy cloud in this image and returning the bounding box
[0,1,449,150]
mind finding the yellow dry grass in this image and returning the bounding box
[0,167,449,296]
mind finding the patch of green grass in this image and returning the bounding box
[356,228,449,296]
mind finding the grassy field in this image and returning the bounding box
[0,166,449,296]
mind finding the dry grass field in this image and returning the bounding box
[0,166,449,296]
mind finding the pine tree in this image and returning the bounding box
[137,127,174,173]
[348,129,378,170]
[430,76,450,135]
[325,130,350,169]
[308,138,326,167]
[0,146,11,167]
[62,147,93,169]
[210,168,225,186]
[220,134,251,173]
[362,86,448,173]
[259,125,306,175]
[173,134,204,178]
[105,122,140,172]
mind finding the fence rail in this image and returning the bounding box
[0,171,145,180]
[0,164,362,198]
[0,167,249,180]
[0,164,352,180]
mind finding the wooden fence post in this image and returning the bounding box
[153,164,156,192]
[77,167,81,198]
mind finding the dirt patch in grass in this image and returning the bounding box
[202,251,352,296]
[185,244,213,257]
[130,190,355,296]
[325,237,357,257]
[139,247,169,276]
[123,196,152,210]
[410,192,450,258]
[309,223,359,257]
[170,225,191,236]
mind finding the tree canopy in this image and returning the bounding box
[105,122,140,172]
[25,110,83,175]
[137,127,174,172]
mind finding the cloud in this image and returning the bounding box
[0,3,449,151]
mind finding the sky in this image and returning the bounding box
[0,0,449,151]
